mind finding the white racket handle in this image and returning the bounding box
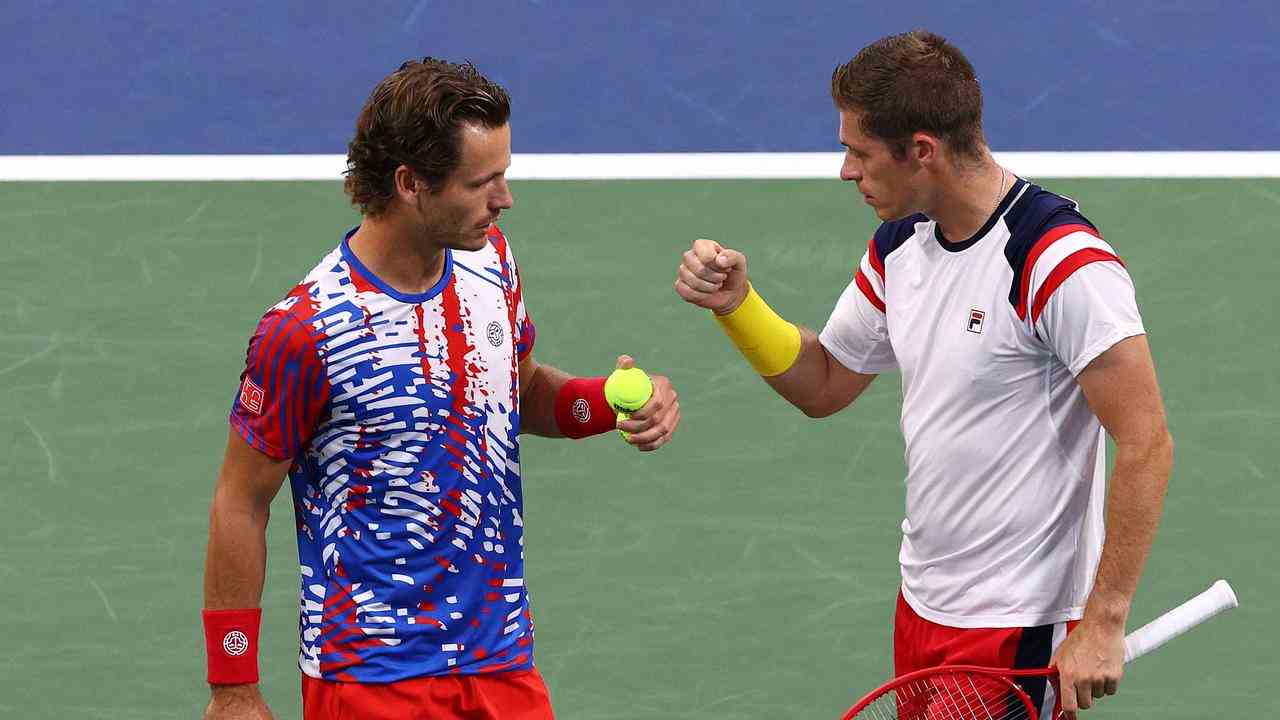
[1122,579,1238,663]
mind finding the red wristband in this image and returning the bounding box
[554,377,616,438]
[203,608,262,685]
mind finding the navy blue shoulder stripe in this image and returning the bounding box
[1003,184,1100,309]
[871,213,926,266]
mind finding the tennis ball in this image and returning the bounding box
[604,367,653,412]
[604,367,653,441]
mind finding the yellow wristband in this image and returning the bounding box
[714,285,802,377]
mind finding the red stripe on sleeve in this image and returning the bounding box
[854,269,886,313]
[1016,224,1100,320]
[1029,248,1125,325]
[231,310,329,460]
[866,236,885,280]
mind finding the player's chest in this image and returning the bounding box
[884,248,1044,386]
[315,279,518,418]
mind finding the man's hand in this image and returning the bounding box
[204,685,273,720]
[613,355,680,451]
[674,238,750,315]
[1050,614,1126,717]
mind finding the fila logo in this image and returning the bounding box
[222,630,250,656]
[967,309,986,334]
[239,377,265,415]
[571,398,591,424]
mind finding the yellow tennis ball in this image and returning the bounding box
[604,367,653,441]
[604,367,653,412]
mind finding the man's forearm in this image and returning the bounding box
[518,362,573,438]
[204,485,271,610]
[1086,432,1174,624]
[762,328,875,418]
[762,328,834,415]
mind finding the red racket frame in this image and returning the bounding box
[842,664,1061,720]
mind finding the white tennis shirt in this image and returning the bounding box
[820,178,1146,627]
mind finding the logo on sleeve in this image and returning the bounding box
[571,398,590,424]
[239,377,265,415]
[966,309,986,334]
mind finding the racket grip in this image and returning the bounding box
[1122,580,1238,663]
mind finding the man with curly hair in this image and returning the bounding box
[201,58,683,720]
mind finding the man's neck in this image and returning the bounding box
[347,214,447,295]
[928,155,1007,245]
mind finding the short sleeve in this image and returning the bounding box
[1029,239,1152,379]
[229,309,330,460]
[818,248,896,374]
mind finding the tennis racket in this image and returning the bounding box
[841,579,1238,720]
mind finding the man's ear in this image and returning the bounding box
[393,165,423,204]
[911,132,941,167]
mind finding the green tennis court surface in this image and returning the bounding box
[2,179,1276,718]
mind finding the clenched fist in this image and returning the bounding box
[674,238,750,315]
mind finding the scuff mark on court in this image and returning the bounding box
[182,198,211,225]
[88,578,119,622]
[248,234,263,287]
[0,335,62,377]
[23,417,57,486]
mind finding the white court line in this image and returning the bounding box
[1,152,1279,181]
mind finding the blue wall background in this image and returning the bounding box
[3,1,1276,154]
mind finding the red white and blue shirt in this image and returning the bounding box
[820,179,1145,628]
[230,225,537,682]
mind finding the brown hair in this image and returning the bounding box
[344,58,511,216]
[831,30,985,161]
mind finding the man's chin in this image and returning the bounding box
[452,229,492,251]
[875,206,912,222]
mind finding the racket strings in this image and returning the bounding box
[849,672,1040,720]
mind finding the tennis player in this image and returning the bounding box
[202,58,681,720]
[674,31,1172,718]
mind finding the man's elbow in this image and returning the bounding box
[1146,421,1174,463]
[1157,429,1174,471]
[794,395,843,419]
[1122,425,1175,478]
[798,402,831,419]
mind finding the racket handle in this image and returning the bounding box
[1122,579,1238,663]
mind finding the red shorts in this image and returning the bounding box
[301,668,555,720]
[894,592,1077,718]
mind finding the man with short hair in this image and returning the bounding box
[203,58,682,720]
[675,31,1172,717]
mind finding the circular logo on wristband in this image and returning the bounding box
[222,630,250,657]
[571,398,590,424]
[486,321,504,347]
